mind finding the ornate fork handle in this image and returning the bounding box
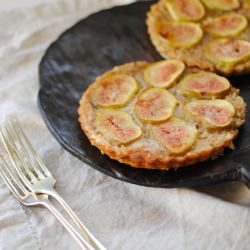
[45,189,106,250]
[41,197,95,250]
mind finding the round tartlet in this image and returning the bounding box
[78,60,246,170]
[147,0,250,75]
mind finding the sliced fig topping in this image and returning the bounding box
[203,13,248,37]
[152,118,198,154]
[180,72,230,98]
[186,100,235,127]
[92,74,138,107]
[144,60,185,88]
[134,88,177,122]
[201,0,240,10]
[158,21,203,48]
[95,109,142,144]
[165,0,205,21]
[205,39,250,67]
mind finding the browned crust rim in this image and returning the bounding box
[78,61,246,170]
[146,0,250,76]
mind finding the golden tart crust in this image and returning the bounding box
[78,61,246,170]
[147,0,250,75]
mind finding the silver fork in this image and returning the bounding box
[0,158,94,249]
[0,120,106,250]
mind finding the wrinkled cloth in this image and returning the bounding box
[1,0,250,249]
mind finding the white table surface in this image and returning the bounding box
[1,0,250,249]
[0,0,52,10]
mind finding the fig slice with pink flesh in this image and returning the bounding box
[201,0,240,10]
[158,21,203,48]
[92,74,138,107]
[205,39,250,67]
[144,60,185,88]
[95,109,142,144]
[152,118,198,154]
[186,100,235,127]
[134,88,177,122]
[165,0,205,21]
[180,72,230,98]
[203,13,248,37]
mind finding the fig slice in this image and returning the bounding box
[92,74,138,107]
[158,21,203,48]
[180,72,230,98]
[134,88,177,122]
[144,60,185,88]
[186,100,235,127]
[205,39,250,67]
[152,118,198,154]
[95,109,142,144]
[203,13,248,37]
[165,0,205,22]
[201,0,240,10]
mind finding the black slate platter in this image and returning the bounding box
[38,0,250,188]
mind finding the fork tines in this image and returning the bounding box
[0,119,49,188]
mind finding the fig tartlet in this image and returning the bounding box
[147,0,250,75]
[78,60,246,170]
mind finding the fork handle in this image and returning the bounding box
[48,190,106,250]
[41,199,95,250]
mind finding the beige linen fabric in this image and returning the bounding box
[0,0,250,249]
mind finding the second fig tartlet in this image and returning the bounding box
[147,0,250,75]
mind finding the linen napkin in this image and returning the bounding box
[1,0,250,249]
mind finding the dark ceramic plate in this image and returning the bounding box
[38,0,250,188]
